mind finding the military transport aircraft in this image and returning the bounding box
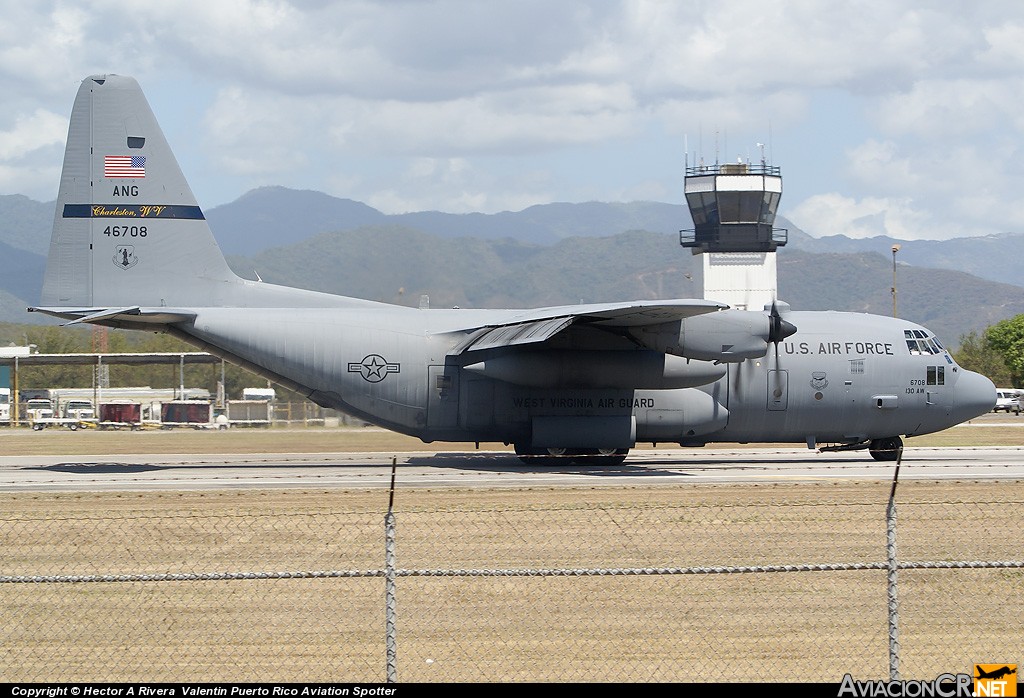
[31,75,996,464]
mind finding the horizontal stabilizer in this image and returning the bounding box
[29,305,196,328]
[60,306,141,326]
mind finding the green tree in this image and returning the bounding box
[21,325,93,389]
[985,315,1024,387]
[954,330,1012,387]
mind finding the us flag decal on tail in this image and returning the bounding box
[104,155,146,178]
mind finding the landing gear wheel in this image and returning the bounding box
[514,445,575,466]
[869,436,903,461]
[579,448,629,466]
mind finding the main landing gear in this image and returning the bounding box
[514,445,629,466]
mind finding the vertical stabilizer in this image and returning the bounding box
[41,75,238,308]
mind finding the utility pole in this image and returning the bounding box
[891,244,901,318]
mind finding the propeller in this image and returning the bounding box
[767,300,797,346]
[732,300,797,402]
[767,300,795,404]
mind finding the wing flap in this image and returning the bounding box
[453,316,575,353]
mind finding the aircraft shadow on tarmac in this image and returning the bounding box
[406,453,691,476]
[409,451,906,474]
[33,462,167,474]
[29,461,371,475]
[31,455,684,478]
[27,451,903,479]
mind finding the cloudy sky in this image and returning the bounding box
[3,1,1024,240]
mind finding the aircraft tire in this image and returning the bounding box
[869,436,903,461]
[577,448,629,466]
[514,445,575,466]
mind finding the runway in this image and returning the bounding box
[1,445,1022,492]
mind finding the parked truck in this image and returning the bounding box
[25,398,55,422]
[26,397,95,430]
[63,399,96,421]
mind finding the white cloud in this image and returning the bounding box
[0,109,66,160]
[788,192,945,240]
[0,160,62,202]
[0,5,90,87]
[839,137,1024,238]
[360,157,557,214]
[342,83,639,156]
[872,79,1019,139]
[4,1,1024,233]
[202,87,312,176]
[0,107,67,200]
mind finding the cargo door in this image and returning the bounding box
[427,365,459,428]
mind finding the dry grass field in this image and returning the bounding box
[1,413,1021,682]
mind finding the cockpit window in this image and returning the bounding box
[904,328,944,355]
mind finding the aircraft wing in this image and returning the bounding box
[448,299,727,354]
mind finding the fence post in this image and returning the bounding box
[385,457,398,683]
[886,445,904,681]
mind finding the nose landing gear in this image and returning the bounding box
[869,436,903,461]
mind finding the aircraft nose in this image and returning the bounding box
[952,369,996,423]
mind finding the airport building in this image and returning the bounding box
[681,157,787,310]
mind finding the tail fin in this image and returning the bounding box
[41,74,238,309]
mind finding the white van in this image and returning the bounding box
[994,389,1021,414]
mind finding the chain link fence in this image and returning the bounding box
[1,479,1022,682]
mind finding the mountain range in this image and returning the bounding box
[2,187,1022,345]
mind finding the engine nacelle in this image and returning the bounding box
[529,388,729,448]
[463,349,725,389]
[630,309,796,363]
[634,388,729,441]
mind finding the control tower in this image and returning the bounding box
[680,157,787,310]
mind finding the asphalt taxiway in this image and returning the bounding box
[1,445,1022,492]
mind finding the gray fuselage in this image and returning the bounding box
[175,306,993,449]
